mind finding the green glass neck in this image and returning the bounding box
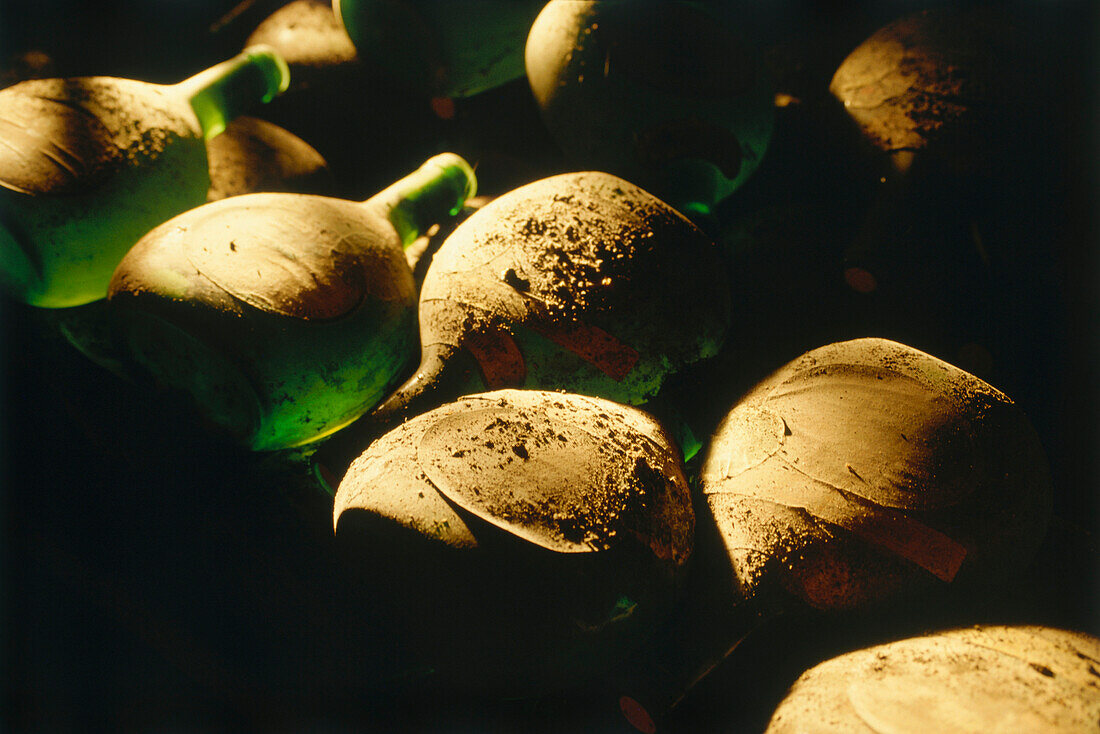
[175,45,290,140]
[365,153,477,248]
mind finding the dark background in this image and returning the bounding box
[1,0,1097,731]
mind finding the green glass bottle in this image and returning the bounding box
[313,170,731,485]
[613,338,1053,732]
[245,0,444,197]
[333,388,694,694]
[525,0,774,219]
[333,0,546,99]
[107,153,476,452]
[45,114,335,379]
[0,45,290,309]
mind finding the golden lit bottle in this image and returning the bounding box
[312,170,731,486]
[613,338,1053,732]
[333,388,694,694]
[764,626,1100,733]
[829,8,1030,299]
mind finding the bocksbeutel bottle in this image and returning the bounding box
[333,388,694,694]
[312,170,731,485]
[613,338,1053,732]
[247,0,361,95]
[244,0,452,204]
[205,115,334,202]
[766,625,1100,733]
[525,0,774,219]
[0,46,290,308]
[334,0,546,100]
[46,114,336,379]
[108,153,476,452]
[829,8,1035,298]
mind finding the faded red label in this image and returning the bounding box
[464,329,526,389]
[531,321,640,381]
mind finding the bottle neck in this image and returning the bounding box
[365,153,477,248]
[174,45,290,140]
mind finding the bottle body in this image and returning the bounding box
[109,194,419,451]
[526,0,774,218]
[335,0,545,98]
[0,77,209,308]
[108,154,475,452]
[0,47,289,308]
[333,389,694,694]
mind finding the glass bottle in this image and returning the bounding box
[0,45,290,308]
[107,153,476,452]
[45,114,336,379]
[828,9,1043,388]
[525,0,774,220]
[764,626,1100,733]
[612,337,1053,732]
[829,8,1033,299]
[312,170,731,486]
[334,0,547,99]
[333,388,694,694]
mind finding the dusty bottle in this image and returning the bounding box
[312,170,731,486]
[205,114,334,201]
[245,0,448,196]
[613,338,1053,732]
[333,388,694,694]
[46,114,335,378]
[108,153,476,452]
[525,0,774,219]
[247,0,361,94]
[0,46,290,308]
[824,9,1050,391]
[334,0,546,99]
[829,8,1034,299]
[765,625,1100,733]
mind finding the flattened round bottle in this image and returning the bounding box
[334,389,694,693]
[0,46,289,308]
[526,0,774,217]
[108,153,476,451]
[313,170,730,482]
[766,626,1100,733]
[334,0,546,99]
[614,337,1054,731]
